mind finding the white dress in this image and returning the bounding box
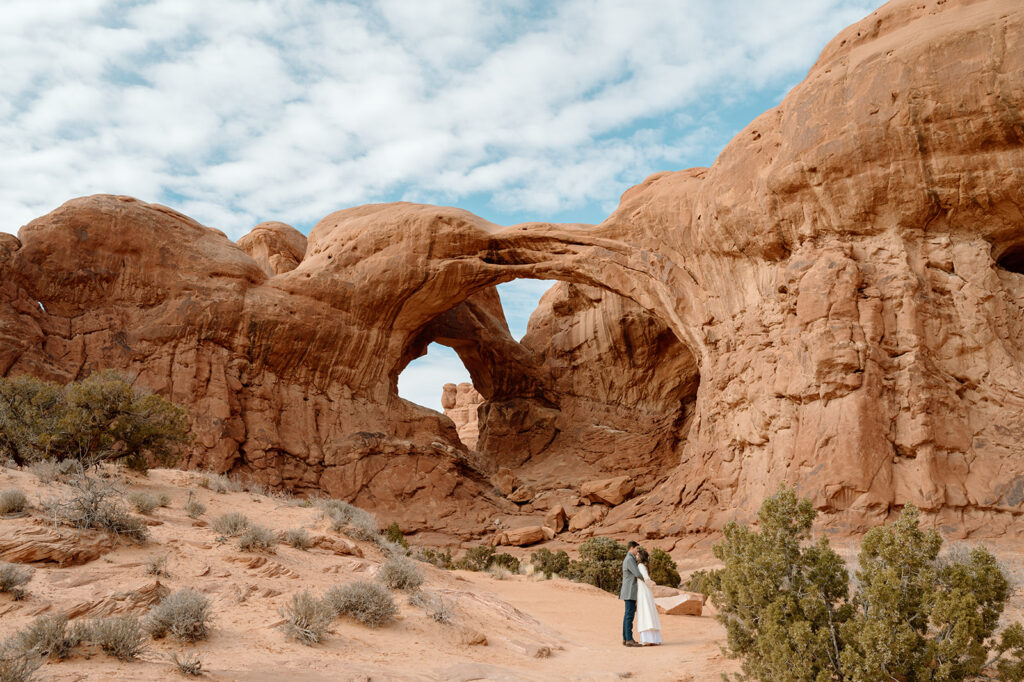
[636,564,662,645]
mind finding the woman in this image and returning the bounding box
[635,548,662,645]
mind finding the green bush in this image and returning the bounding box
[0,372,188,470]
[530,548,570,578]
[647,548,680,588]
[695,487,1024,681]
[415,547,453,570]
[564,537,627,595]
[384,522,409,549]
[491,553,520,574]
[454,546,495,572]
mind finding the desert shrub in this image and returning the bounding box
[487,565,511,580]
[0,638,42,682]
[128,492,158,515]
[26,461,59,485]
[184,498,205,519]
[0,562,32,599]
[531,548,570,578]
[237,524,277,553]
[279,590,332,646]
[156,493,171,507]
[196,472,242,494]
[285,528,313,550]
[695,487,1024,681]
[211,511,250,536]
[325,581,397,628]
[377,556,424,591]
[564,537,627,594]
[384,522,408,549]
[12,614,81,660]
[320,499,379,541]
[0,372,188,470]
[84,615,146,661]
[42,476,148,542]
[170,651,203,676]
[491,553,520,574]
[147,588,212,642]
[0,489,27,515]
[145,555,168,577]
[647,548,680,588]
[408,590,454,624]
[317,498,360,524]
[454,545,495,572]
[415,547,453,570]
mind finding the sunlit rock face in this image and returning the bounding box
[1,0,1023,540]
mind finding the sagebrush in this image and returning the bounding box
[147,588,212,642]
[279,590,332,646]
[325,581,397,628]
[376,556,424,591]
[0,489,27,515]
[211,511,250,536]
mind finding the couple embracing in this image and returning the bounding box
[620,540,661,647]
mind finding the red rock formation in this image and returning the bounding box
[442,382,483,449]
[1,0,1022,541]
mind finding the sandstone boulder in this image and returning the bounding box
[544,505,568,533]
[0,522,117,566]
[655,593,703,616]
[508,486,534,504]
[651,585,681,599]
[492,467,520,497]
[580,476,634,506]
[569,505,607,532]
[504,526,546,547]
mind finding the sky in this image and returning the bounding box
[0,0,880,410]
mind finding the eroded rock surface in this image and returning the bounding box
[1,0,1023,540]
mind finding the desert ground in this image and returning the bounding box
[0,465,738,682]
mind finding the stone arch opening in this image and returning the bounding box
[391,273,701,495]
[997,244,1024,275]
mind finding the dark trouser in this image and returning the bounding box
[622,599,637,642]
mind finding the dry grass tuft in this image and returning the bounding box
[237,524,277,553]
[128,492,159,515]
[285,528,313,550]
[211,511,250,536]
[279,590,333,646]
[0,489,27,516]
[84,615,146,661]
[0,562,32,600]
[184,498,205,519]
[170,651,203,676]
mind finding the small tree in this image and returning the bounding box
[692,487,1024,681]
[0,371,188,470]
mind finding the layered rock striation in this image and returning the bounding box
[1,0,1022,539]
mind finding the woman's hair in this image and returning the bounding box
[637,548,649,564]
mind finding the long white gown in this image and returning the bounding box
[636,564,662,645]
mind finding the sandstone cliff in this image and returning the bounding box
[1,0,1022,541]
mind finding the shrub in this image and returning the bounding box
[491,553,520,574]
[531,548,570,578]
[237,524,277,553]
[408,590,454,624]
[0,372,188,470]
[145,555,168,577]
[211,511,250,536]
[170,651,203,676]
[0,562,32,599]
[197,472,241,494]
[156,493,171,508]
[279,590,332,646]
[128,492,158,515]
[285,528,313,550]
[147,588,212,642]
[42,476,148,542]
[84,615,146,661]
[320,499,379,541]
[454,545,494,572]
[647,548,680,588]
[27,461,59,485]
[12,614,81,660]
[0,489,27,516]
[696,487,1024,681]
[377,556,424,591]
[0,639,42,682]
[415,547,453,570]
[384,522,408,549]
[488,565,511,580]
[184,498,205,519]
[325,581,397,628]
[564,537,627,594]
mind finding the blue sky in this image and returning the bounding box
[0,0,880,410]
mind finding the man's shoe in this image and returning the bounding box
[623,640,640,647]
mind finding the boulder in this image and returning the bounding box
[568,505,607,532]
[580,476,634,506]
[544,505,567,533]
[655,593,703,616]
[504,526,546,547]
[492,467,520,497]
[508,486,534,504]
[651,585,680,599]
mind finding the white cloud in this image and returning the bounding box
[0,0,879,236]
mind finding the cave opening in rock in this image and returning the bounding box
[394,275,701,495]
[997,244,1024,275]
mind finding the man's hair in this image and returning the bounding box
[627,541,639,549]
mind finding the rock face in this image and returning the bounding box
[1,0,1023,539]
[442,382,483,449]
[655,593,703,617]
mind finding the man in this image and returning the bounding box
[620,541,643,647]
